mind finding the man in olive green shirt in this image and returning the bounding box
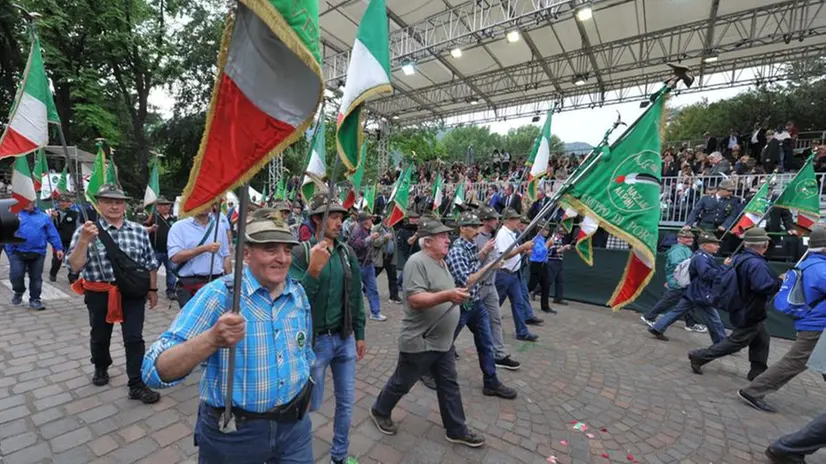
[288,195,365,464]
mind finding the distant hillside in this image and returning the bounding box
[564,142,593,153]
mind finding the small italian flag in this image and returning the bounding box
[335,0,392,173]
[53,166,69,199]
[0,32,60,159]
[342,143,366,210]
[386,164,413,227]
[733,175,774,237]
[302,116,327,200]
[10,156,36,213]
[525,110,552,201]
[143,157,160,212]
[32,148,49,191]
[561,205,578,233]
[180,1,323,216]
[432,172,444,212]
[575,215,599,266]
[452,181,465,211]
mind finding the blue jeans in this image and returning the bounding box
[310,334,356,461]
[154,252,176,294]
[9,252,45,301]
[518,270,537,320]
[652,298,727,344]
[195,403,312,463]
[360,263,381,317]
[643,287,698,326]
[455,300,499,389]
[495,270,531,338]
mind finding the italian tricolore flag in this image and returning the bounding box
[180,0,323,216]
[0,32,60,159]
[144,157,160,212]
[335,0,392,173]
[386,164,413,227]
[774,154,821,230]
[525,110,552,201]
[733,174,774,237]
[10,156,36,213]
[432,172,443,212]
[302,116,327,200]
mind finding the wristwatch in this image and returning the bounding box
[148,288,158,292]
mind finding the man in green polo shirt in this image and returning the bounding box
[289,195,366,464]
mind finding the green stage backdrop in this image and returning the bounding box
[561,248,797,340]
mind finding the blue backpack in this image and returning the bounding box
[772,261,826,319]
[709,256,752,312]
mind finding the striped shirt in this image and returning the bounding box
[141,267,315,412]
[66,218,159,282]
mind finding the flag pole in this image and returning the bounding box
[206,204,222,279]
[723,204,776,259]
[220,182,251,432]
[716,170,780,242]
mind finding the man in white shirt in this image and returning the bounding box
[493,209,538,341]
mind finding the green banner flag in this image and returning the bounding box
[32,149,48,191]
[86,143,106,204]
[363,183,377,213]
[774,155,820,229]
[53,166,68,198]
[563,86,668,309]
[105,153,119,186]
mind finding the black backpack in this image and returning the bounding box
[96,223,151,299]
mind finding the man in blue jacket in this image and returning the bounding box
[6,202,64,310]
[641,230,706,332]
[738,227,826,413]
[647,232,727,343]
[689,228,781,379]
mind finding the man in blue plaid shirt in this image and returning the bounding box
[142,212,316,463]
[420,211,517,400]
[66,184,160,404]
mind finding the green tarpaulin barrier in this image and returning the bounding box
[561,248,797,340]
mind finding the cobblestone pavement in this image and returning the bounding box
[1,258,825,464]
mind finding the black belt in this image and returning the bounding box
[498,268,518,275]
[315,326,341,337]
[179,274,223,282]
[205,379,313,424]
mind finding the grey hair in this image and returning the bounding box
[744,241,769,250]
[418,237,429,249]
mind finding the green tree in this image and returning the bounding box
[388,125,445,162]
[438,125,502,162]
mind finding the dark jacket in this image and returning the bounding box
[53,206,81,244]
[685,195,742,230]
[685,249,724,306]
[705,137,718,154]
[762,138,783,167]
[729,249,780,328]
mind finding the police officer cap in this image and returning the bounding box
[743,227,770,244]
[809,227,826,248]
[717,180,736,191]
[245,213,299,245]
[697,232,720,244]
[457,212,482,227]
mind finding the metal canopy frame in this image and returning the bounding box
[319,0,826,127]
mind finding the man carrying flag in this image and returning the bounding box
[335,0,392,174]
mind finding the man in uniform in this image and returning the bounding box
[49,194,80,283]
[66,184,160,403]
[683,179,742,238]
[370,217,486,448]
[142,215,315,462]
[289,196,366,464]
[167,204,231,307]
[145,196,177,299]
[476,206,520,370]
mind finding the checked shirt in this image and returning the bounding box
[446,236,482,303]
[66,218,159,282]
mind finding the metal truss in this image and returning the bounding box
[378,120,389,175]
[323,0,615,83]
[397,44,826,126]
[267,157,283,198]
[368,0,826,118]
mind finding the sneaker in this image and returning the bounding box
[369,408,397,435]
[688,354,704,375]
[648,327,669,341]
[685,324,708,333]
[765,446,806,464]
[166,292,177,301]
[389,297,402,304]
[128,384,161,404]
[369,314,388,322]
[420,374,437,391]
[482,383,517,399]
[553,300,569,306]
[737,389,777,413]
[92,367,109,386]
[525,317,544,325]
[541,307,558,314]
[11,293,23,305]
[445,429,486,448]
[29,299,45,310]
[332,457,359,464]
[48,274,57,282]
[640,315,655,327]
[516,333,538,342]
[495,356,521,370]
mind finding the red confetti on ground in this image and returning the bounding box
[560,440,568,446]
[601,428,608,432]
[571,420,579,424]
[627,454,635,461]
[601,453,610,459]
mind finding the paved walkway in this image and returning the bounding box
[1,258,825,464]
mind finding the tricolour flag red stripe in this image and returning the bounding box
[387,203,405,227]
[798,212,818,230]
[608,250,653,309]
[0,127,39,159]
